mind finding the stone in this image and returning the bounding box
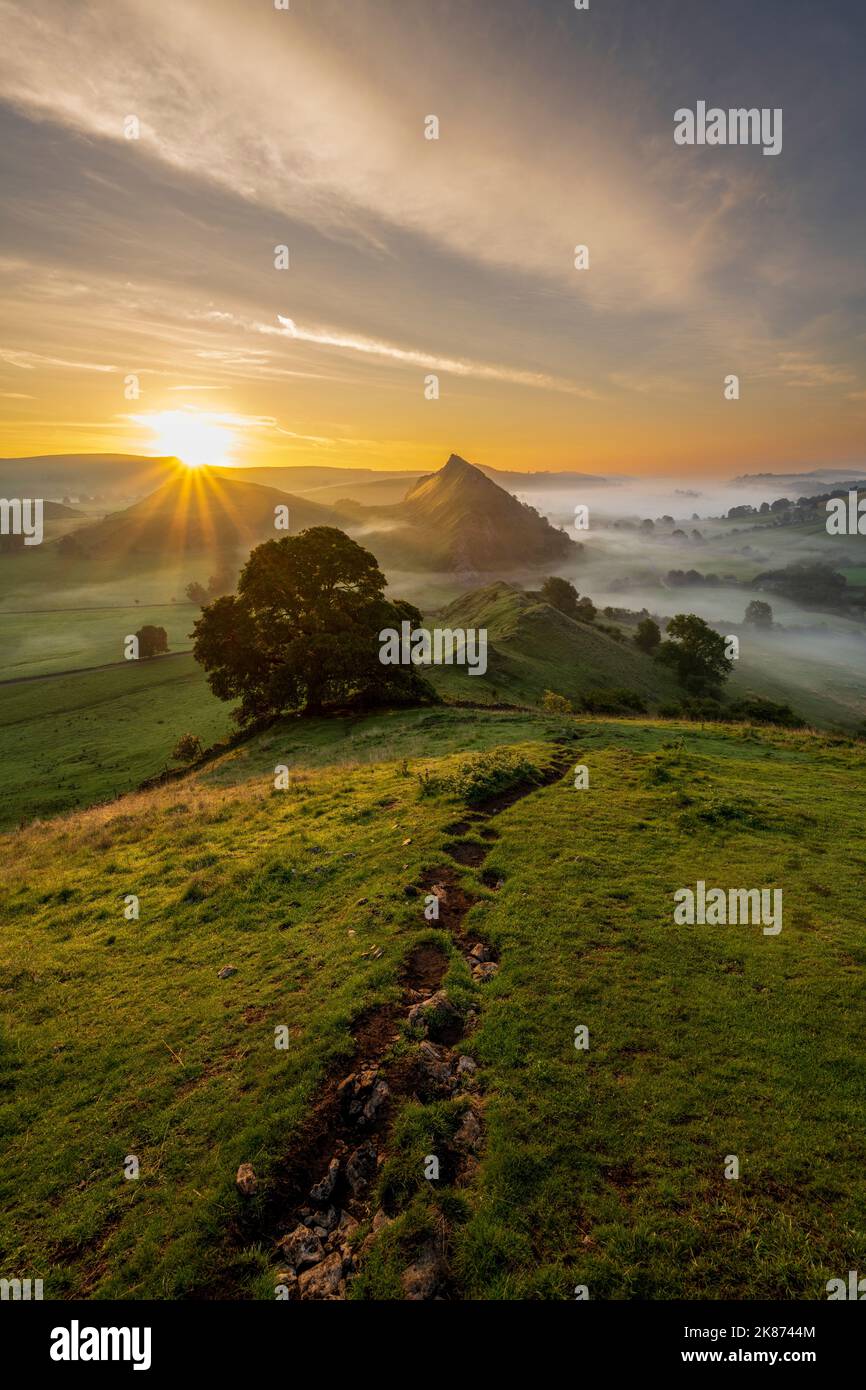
[274,1270,299,1300]
[469,942,493,962]
[401,1243,444,1300]
[298,1250,345,1300]
[299,1205,338,1233]
[371,1208,393,1234]
[414,1040,453,1095]
[406,989,462,1041]
[277,1223,325,1272]
[310,1157,339,1203]
[337,1069,389,1125]
[217,965,237,979]
[337,1210,360,1238]
[472,961,499,983]
[455,1055,477,1079]
[235,1162,257,1195]
[345,1139,377,1196]
[454,1107,482,1153]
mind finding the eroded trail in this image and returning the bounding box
[241,744,575,1300]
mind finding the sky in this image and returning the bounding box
[0,0,864,477]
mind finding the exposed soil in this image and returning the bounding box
[228,743,575,1300]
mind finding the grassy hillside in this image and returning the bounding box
[1,711,863,1299]
[425,581,681,707]
[0,656,231,828]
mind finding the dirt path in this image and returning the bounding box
[234,742,575,1301]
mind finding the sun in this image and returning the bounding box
[138,410,236,468]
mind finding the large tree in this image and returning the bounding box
[192,527,436,722]
[655,613,733,695]
[541,575,595,622]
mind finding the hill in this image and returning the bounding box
[0,453,182,503]
[423,580,680,707]
[361,454,579,573]
[0,711,862,1299]
[62,469,348,559]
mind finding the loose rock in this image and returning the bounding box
[310,1157,339,1203]
[401,1242,444,1300]
[345,1139,377,1197]
[277,1223,325,1272]
[298,1250,345,1300]
[235,1162,257,1195]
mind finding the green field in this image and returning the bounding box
[1,711,863,1299]
[0,656,231,828]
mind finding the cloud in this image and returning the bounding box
[272,317,596,396]
[0,348,117,372]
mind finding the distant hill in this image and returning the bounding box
[62,469,349,559]
[422,580,680,707]
[732,467,866,495]
[1,453,614,513]
[0,454,182,502]
[361,454,579,573]
[480,465,612,490]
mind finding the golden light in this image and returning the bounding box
[138,410,236,467]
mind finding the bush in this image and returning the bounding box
[172,733,204,763]
[581,687,647,715]
[541,690,573,715]
[418,749,542,807]
[136,625,168,658]
[728,697,804,728]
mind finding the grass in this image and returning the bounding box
[0,656,232,828]
[447,723,866,1299]
[1,712,864,1299]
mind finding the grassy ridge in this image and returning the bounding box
[446,724,866,1298]
[1,714,863,1299]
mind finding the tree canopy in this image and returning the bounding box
[192,527,436,722]
[655,613,733,695]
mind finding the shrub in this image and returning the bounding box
[418,749,542,807]
[581,687,647,715]
[541,690,573,715]
[172,733,204,763]
[136,624,168,658]
[728,697,804,728]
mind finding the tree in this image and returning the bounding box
[634,617,661,653]
[655,614,733,695]
[541,576,595,622]
[207,571,233,598]
[136,625,169,658]
[744,599,773,628]
[172,733,204,762]
[192,527,436,723]
[540,576,580,618]
[186,580,209,606]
